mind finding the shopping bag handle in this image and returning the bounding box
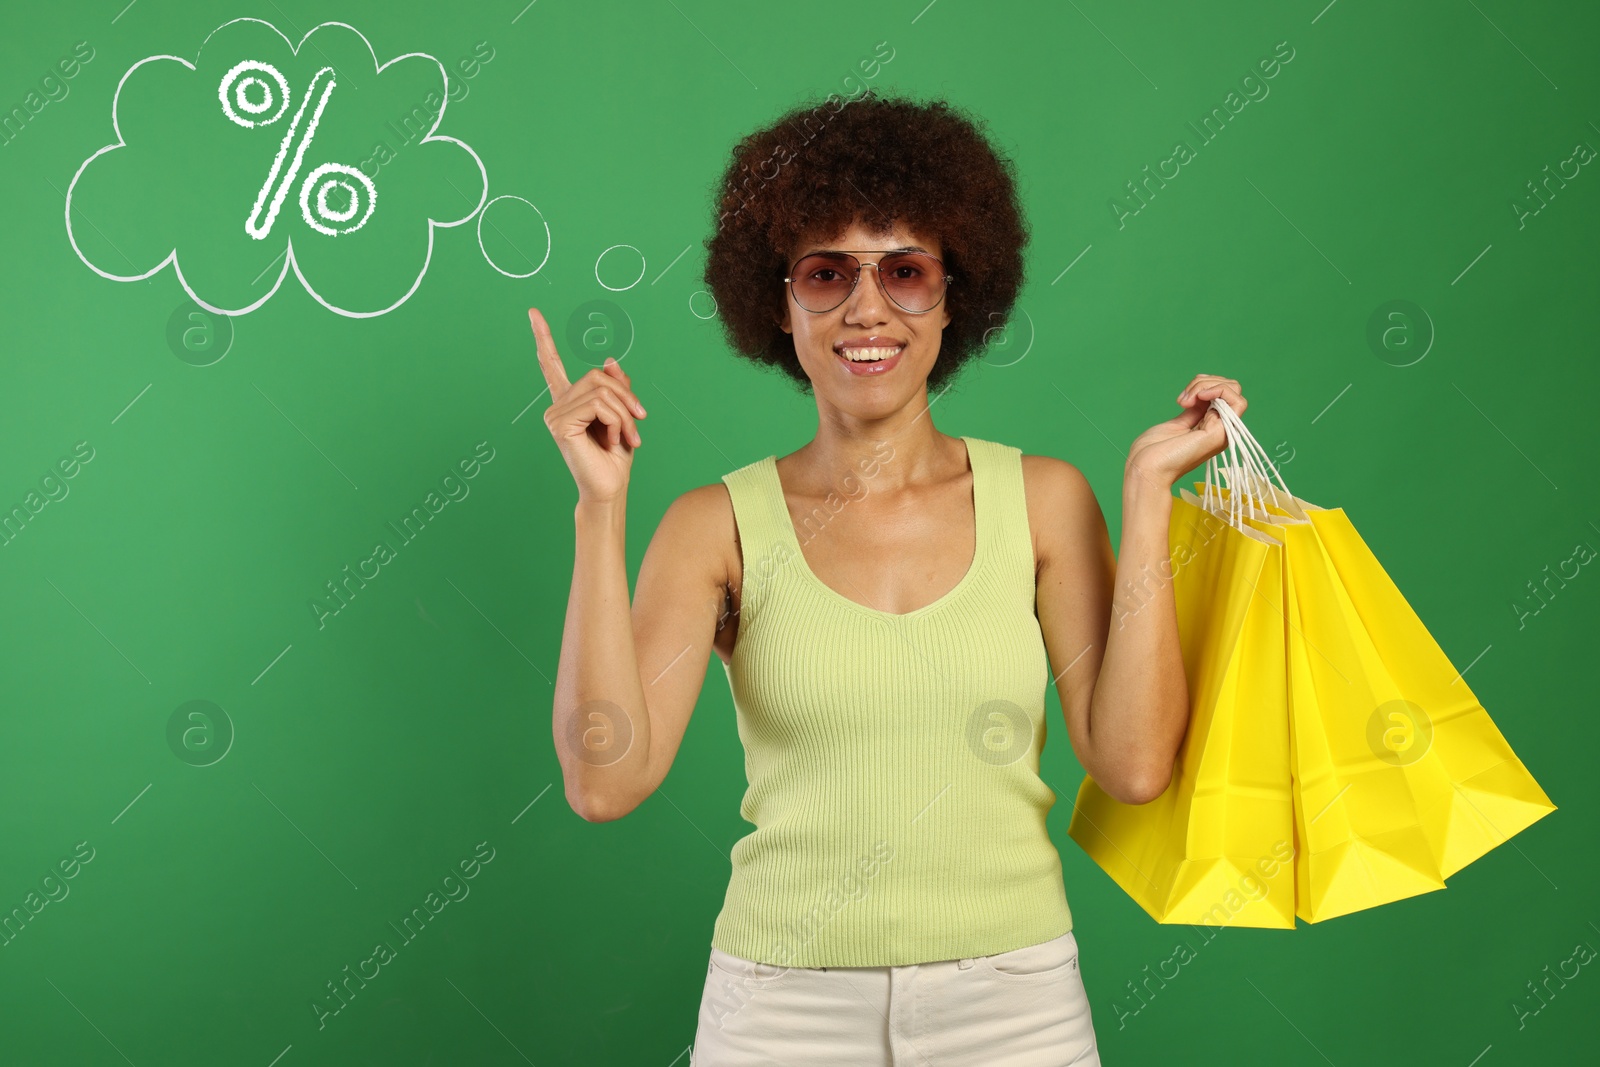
[1201,397,1296,528]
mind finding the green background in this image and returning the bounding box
[2,0,1595,1063]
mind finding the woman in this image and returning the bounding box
[532,91,1247,1065]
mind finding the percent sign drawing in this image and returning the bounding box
[217,60,377,239]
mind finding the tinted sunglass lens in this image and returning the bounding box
[792,254,856,312]
[879,253,942,313]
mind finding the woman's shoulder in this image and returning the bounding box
[1010,449,1103,576]
[652,480,742,586]
[1016,450,1092,493]
[965,436,1094,499]
[661,479,741,538]
[1016,449,1098,509]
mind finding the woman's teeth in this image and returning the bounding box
[839,346,903,362]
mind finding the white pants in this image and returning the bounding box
[692,930,1101,1066]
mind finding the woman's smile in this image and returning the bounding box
[833,336,907,376]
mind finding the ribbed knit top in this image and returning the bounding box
[712,435,1074,968]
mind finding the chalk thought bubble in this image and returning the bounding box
[66,19,489,318]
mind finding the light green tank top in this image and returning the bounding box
[713,434,1074,968]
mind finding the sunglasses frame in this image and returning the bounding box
[783,249,954,315]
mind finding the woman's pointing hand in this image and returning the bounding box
[531,307,647,505]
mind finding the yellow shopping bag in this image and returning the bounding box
[1207,402,1555,921]
[1067,491,1297,928]
[1293,503,1556,882]
[1271,512,1456,920]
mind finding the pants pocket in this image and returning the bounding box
[976,930,1080,980]
[707,947,791,984]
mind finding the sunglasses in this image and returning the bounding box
[784,250,953,315]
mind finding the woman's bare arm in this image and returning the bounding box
[528,306,734,823]
[1029,374,1251,805]
[1027,455,1188,805]
[556,485,733,821]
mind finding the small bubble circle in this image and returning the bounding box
[594,244,646,292]
[689,290,718,320]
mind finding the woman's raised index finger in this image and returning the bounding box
[528,308,571,396]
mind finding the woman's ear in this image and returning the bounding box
[774,303,791,334]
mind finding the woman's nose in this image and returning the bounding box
[848,262,892,307]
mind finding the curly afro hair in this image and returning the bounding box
[702,88,1029,397]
